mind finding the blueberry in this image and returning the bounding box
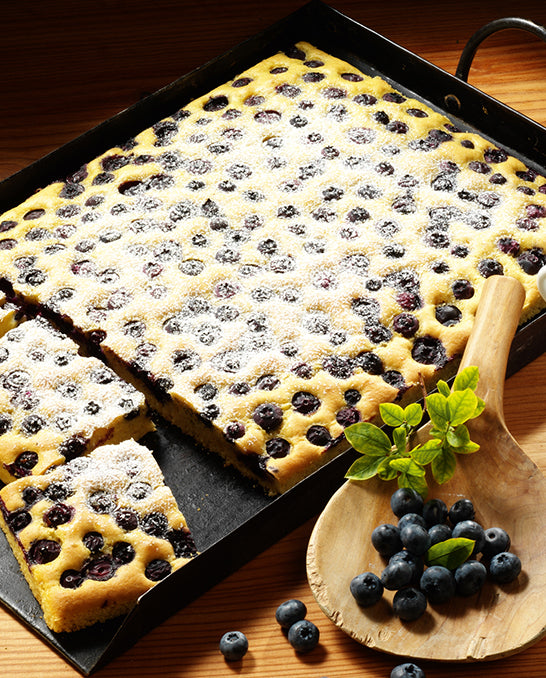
[398,512,426,531]
[252,402,283,431]
[219,631,249,661]
[7,509,32,532]
[478,258,503,278]
[390,488,424,518]
[448,498,475,525]
[291,391,320,415]
[411,336,447,368]
[112,541,136,565]
[454,560,487,596]
[435,304,462,326]
[393,312,419,337]
[452,279,475,300]
[82,531,104,553]
[420,565,456,604]
[422,498,448,527]
[390,662,426,678]
[350,572,384,606]
[481,527,511,560]
[489,552,521,584]
[86,555,115,581]
[400,524,431,557]
[43,503,74,527]
[371,523,403,557]
[60,569,85,590]
[275,599,307,629]
[392,587,427,621]
[287,619,320,653]
[452,520,485,556]
[114,507,139,531]
[389,550,424,583]
[29,539,61,564]
[428,523,452,546]
[381,560,413,590]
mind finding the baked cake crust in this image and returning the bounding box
[0,317,154,484]
[0,439,197,633]
[0,42,544,493]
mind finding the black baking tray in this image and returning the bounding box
[0,2,545,674]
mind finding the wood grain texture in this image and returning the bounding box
[0,1,546,676]
[307,277,546,662]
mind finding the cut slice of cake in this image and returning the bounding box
[0,316,154,484]
[0,438,197,633]
[0,42,544,494]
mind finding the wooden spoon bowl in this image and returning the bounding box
[307,276,546,662]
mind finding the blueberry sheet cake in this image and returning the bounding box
[0,439,197,633]
[0,42,544,495]
[0,316,154,484]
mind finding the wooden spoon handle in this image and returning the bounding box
[459,275,525,419]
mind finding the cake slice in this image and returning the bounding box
[0,438,197,633]
[0,316,154,484]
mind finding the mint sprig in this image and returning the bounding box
[345,366,484,497]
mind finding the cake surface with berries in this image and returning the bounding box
[0,42,544,493]
[0,438,197,633]
[0,317,154,484]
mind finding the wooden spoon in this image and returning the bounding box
[307,275,546,662]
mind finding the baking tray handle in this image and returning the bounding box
[456,17,546,82]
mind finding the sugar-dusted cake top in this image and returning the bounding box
[0,316,152,483]
[0,42,544,492]
[0,438,197,632]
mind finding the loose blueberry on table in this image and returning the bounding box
[275,599,307,629]
[287,619,320,653]
[390,662,426,678]
[219,630,249,661]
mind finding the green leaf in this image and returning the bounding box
[403,402,423,428]
[377,457,399,481]
[426,537,475,569]
[345,454,385,480]
[455,441,480,455]
[407,460,426,477]
[345,422,392,457]
[390,457,425,476]
[399,472,428,499]
[379,403,406,427]
[426,392,449,430]
[447,389,478,426]
[453,366,479,392]
[393,426,408,455]
[389,457,411,472]
[431,446,456,484]
[436,380,451,398]
[411,439,442,465]
[446,423,471,448]
[471,396,486,419]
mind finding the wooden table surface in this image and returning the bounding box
[1,1,546,676]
